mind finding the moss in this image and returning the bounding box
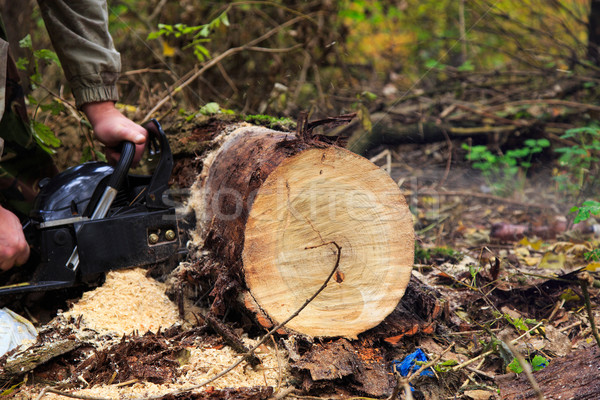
[415,243,464,264]
[244,114,296,131]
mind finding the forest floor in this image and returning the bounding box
[0,114,599,400]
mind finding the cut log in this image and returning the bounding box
[191,124,414,337]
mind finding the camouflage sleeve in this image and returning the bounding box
[37,0,121,108]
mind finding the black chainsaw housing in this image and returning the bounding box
[0,119,186,295]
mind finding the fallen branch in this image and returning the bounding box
[579,272,600,349]
[400,189,555,209]
[483,99,600,113]
[500,337,545,400]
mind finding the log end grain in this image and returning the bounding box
[242,146,413,337]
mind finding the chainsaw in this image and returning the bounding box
[0,119,189,295]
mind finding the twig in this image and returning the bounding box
[143,44,301,120]
[435,127,453,189]
[459,0,467,60]
[460,359,485,389]
[148,0,168,21]
[271,336,283,395]
[465,365,495,380]
[388,343,455,400]
[114,379,139,388]
[204,313,261,367]
[35,387,111,400]
[402,381,414,400]
[451,321,544,372]
[558,320,582,333]
[271,386,296,400]
[218,1,318,25]
[579,272,600,349]
[408,343,455,382]
[216,61,238,95]
[547,299,565,322]
[121,68,176,76]
[501,338,545,400]
[143,15,308,120]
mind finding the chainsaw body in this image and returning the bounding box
[0,119,186,295]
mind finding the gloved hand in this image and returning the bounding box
[0,206,29,271]
[81,101,147,165]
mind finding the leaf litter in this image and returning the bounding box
[1,138,600,400]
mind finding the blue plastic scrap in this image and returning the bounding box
[392,348,435,377]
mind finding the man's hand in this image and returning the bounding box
[81,101,147,165]
[0,206,29,271]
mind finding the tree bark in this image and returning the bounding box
[191,124,414,338]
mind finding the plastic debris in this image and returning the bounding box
[0,308,37,356]
[392,348,434,377]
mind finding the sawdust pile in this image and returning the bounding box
[62,268,182,335]
[34,336,289,400]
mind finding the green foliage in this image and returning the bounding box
[507,358,523,374]
[425,59,474,72]
[570,200,600,261]
[198,102,221,116]
[504,314,539,332]
[585,248,600,262]
[570,200,600,224]
[18,35,63,154]
[147,10,230,62]
[507,315,527,331]
[531,355,549,371]
[414,243,463,264]
[469,264,480,286]
[508,355,548,374]
[244,114,296,131]
[18,34,60,88]
[433,359,458,373]
[554,124,600,194]
[462,139,550,196]
[80,146,107,163]
[0,380,24,396]
[30,120,60,153]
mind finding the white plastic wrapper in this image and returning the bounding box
[0,307,37,356]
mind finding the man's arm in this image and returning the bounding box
[37,0,146,163]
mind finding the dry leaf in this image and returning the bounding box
[538,252,566,270]
[464,389,496,400]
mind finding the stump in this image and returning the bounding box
[192,124,414,337]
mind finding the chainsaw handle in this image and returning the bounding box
[106,141,135,191]
[142,119,173,208]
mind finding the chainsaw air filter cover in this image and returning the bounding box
[31,162,113,224]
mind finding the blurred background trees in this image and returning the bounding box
[0,0,593,118]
